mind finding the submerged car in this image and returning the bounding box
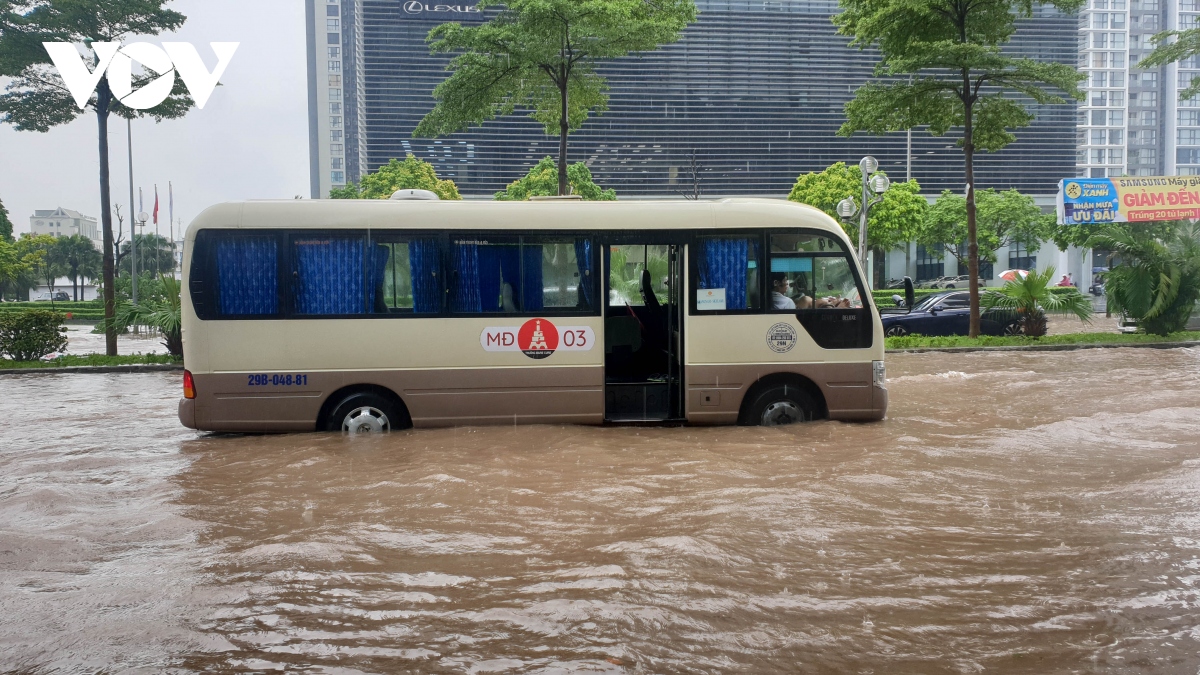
[881,291,1022,337]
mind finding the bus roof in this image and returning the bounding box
[187,197,850,245]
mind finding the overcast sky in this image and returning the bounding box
[0,0,308,239]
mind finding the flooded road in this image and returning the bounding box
[2,347,1199,673]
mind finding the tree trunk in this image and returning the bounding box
[97,79,118,356]
[558,73,569,196]
[962,74,981,339]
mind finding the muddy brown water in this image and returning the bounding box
[2,348,1199,673]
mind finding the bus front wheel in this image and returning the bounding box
[743,385,816,427]
[328,392,403,434]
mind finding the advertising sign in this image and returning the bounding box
[1057,176,1200,225]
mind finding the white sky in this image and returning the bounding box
[0,0,308,239]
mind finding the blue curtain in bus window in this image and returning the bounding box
[499,247,520,311]
[451,243,481,313]
[216,236,278,316]
[294,237,365,315]
[409,239,441,313]
[522,244,544,312]
[699,238,748,310]
[478,245,505,312]
[574,239,593,309]
[368,244,389,313]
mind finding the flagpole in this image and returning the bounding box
[128,119,137,306]
[154,184,160,277]
[169,182,174,277]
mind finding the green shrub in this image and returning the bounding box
[0,310,68,361]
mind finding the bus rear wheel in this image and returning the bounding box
[328,392,403,434]
[743,385,817,426]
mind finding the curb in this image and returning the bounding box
[0,363,183,376]
[889,340,1200,354]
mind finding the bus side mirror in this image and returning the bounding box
[903,276,915,312]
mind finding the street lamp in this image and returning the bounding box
[135,210,149,305]
[836,156,891,277]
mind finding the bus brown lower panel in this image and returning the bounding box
[685,362,886,425]
[186,366,605,432]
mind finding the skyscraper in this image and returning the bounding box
[307,0,1080,198]
[1078,0,1200,177]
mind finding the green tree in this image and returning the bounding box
[413,0,697,196]
[787,162,926,285]
[1088,222,1200,336]
[983,266,1093,336]
[2,235,40,300]
[55,234,101,301]
[834,0,1084,337]
[494,157,616,201]
[118,233,175,277]
[0,238,29,299]
[0,197,13,242]
[18,233,64,301]
[920,188,1053,273]
[0,1,195,355]
[331,154,462,200]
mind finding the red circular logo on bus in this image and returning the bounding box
[517,318,559,359]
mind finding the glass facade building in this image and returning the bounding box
[308,0,1080,198]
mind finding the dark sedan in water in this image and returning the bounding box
[880,291,1022,337]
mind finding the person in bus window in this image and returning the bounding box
[796,294,813,309]
[771,273,796,309]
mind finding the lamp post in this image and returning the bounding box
[836,156,891,285]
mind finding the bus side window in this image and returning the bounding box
[371,237,442,314]
[693,237,761,312]
[212,233,279,318]
[450,237,594,314]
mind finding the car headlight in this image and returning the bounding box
[873,360,886,388]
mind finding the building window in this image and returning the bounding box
[1090,129,1107,145]
[328,47,340,59]
[1108,148,1124,164]
[1092,12,1109,27]
[1179,129,1200,145]
[329,74,341,86]
[1180,110,1200,126]
[331,130,343,142]
[328,60,341,72]
[1009,244,1036,272]
[331,171,345,184]
[1091,148,1107,164]
[328,32,339,44]
[327,4,339,15]
[327,18,340,30]
[1130,148,1158,164]
[329,102,342,114]
[330,116,342,128]
[915,244,944,282]
[1182,14,1200,29]
[1111,12,1126,27]
[1132,0,1155,8]
[331,157,344,170]
[1179,148,1200,164]
[329,88,341,101]
[330,143,343,154]
[1109,110,1125,125]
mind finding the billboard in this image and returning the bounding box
[1056,176,1200,225]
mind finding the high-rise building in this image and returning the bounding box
[1077,0,1200,177]
[306,0,1080,199]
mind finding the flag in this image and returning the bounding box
[153,185,159,225]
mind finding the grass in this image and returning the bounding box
[886,331,1200,350]
[0,353,181,370]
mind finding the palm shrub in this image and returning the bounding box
[115,275,182,357]
[1088,223,1200,336]
[982,267,1093,336]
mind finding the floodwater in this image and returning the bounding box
[2,348,1199,673]
[62,324,169,356]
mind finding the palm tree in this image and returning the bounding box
[115,274,181,356]
[1088,222,1200,336]
[55,234,101,301]
[982,267,1093,337]
[119,234,176,278]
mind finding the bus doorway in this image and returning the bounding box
[604,242,684,421]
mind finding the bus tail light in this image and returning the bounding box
[872,361,886,388]
[183,370,196,399]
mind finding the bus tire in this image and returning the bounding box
[327,391,406,434]
[742,384,817,427]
